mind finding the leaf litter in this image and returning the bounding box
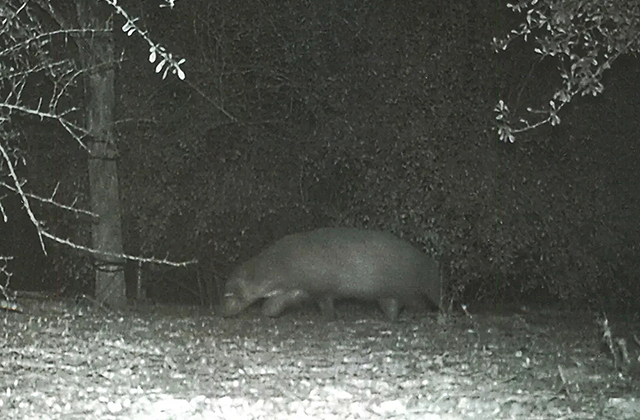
[1,299,639,419]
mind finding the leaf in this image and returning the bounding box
[175,65,186,80]
[155,59,166,74]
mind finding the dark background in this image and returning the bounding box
[6,0,640,312]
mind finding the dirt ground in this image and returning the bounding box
[1,299,639,420]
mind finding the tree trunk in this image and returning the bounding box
[76,0,126,308]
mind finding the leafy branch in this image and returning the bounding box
[494,0,640,141]
[102,0,186,80]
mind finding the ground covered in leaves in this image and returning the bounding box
[1,299,639,420]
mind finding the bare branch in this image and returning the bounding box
[0,103,88,149]
[0,141,46,253]
[0,181,98,219]
[40,230,197,268]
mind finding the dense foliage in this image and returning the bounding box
[115,0,640,310]
[2,0,638,310]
